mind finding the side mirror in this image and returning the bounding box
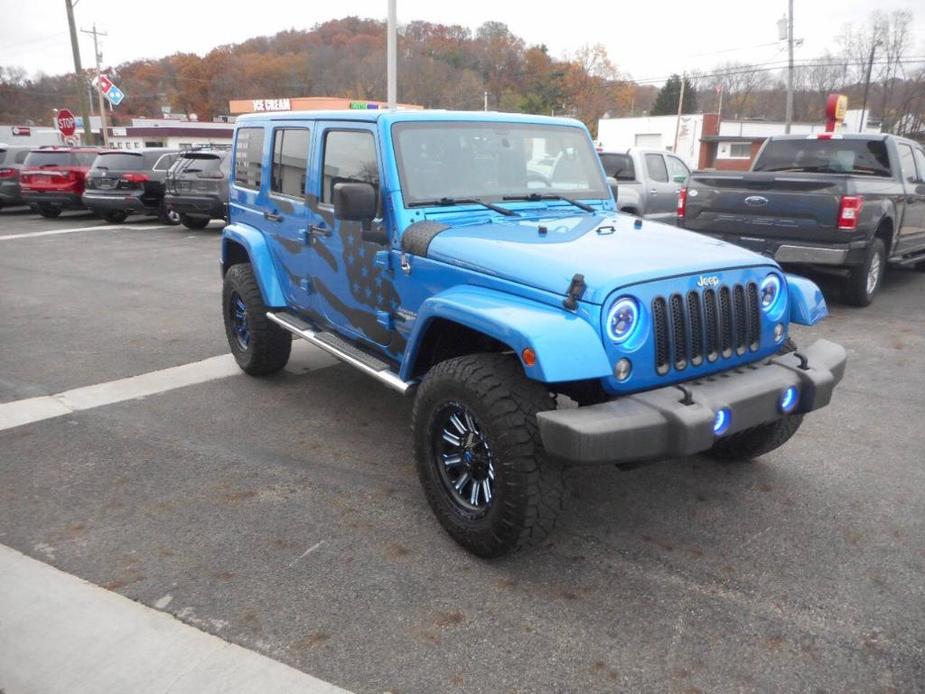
[607,176,619,201]
[333,181,377,224]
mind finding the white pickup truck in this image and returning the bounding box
[598,147,690,224]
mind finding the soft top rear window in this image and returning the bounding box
[24,151,77,167]
[92,152,144,171]
[754,138,892,176]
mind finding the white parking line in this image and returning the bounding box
[0,224,169,241]
[0,544,350,694]
[0,343,338,432]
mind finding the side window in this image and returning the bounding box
[322,130,378,204]
[913,149,925,183]
[645,153,669,183]
[665,155,690,182]
[897,144,917,183]
[152,153,177,171]
[270,128,310,199]
[234,127,265,190]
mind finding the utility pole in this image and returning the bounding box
[673,76,686,153]
[386,0,397,109]
[81,23,109,147]
[859,39,881,133]
[784,0,794,134]
[64,0,93,145]
[483,91,488,111]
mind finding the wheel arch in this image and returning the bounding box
[400,285,613,384]
[221,223,286,308]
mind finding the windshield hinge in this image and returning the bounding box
[563,273,587,311]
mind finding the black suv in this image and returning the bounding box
[0,144,32,209]
[164,148,230,229]
[82,148,181,224]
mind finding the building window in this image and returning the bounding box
[729,143,752,158]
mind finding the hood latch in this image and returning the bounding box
[563,273,587,311]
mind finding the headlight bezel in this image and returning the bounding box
[759,272,787,319]
[606,296,642,345]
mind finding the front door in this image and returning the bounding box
[266,125,313,310]
[896,143,925,253]
[307,123,396,349]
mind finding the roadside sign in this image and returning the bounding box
[93,74,126,107]
[11,126,31,136]
[97,74,113,93]
[56,109,77,137]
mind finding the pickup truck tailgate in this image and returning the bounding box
[683,173,847,244]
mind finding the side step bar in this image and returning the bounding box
[267,311,414,395]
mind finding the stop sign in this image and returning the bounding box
[56,108,76,137]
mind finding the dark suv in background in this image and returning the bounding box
[20,147,102,217]
[0,144,32,209]
[82,148,181,224]
[164,148,230,229]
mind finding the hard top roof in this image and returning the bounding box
[235,109,586,129]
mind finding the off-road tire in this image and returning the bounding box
[412,353,565,557]
[222,263,291,375]
[181,214,210,230]
[843,238,885,307]
[37,204,61,218]
[706,337,802,461]
[103,210,128,224]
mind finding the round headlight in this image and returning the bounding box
[607,297,639,344]
[760,273,782,313]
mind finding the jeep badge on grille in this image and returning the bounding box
[697,275,720,287]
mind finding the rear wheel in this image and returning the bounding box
[159,202,181,225]
[843,238,885,307]
[412,353,565,557]
[37,204,61,218]
[102,210,128,224]
[222,263,291,375]
[181,214,210,230]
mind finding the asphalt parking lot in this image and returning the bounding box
[1,206,924,693]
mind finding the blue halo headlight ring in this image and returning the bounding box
[607,297,640,344]
[779,385,799,414]
[760,273,783,314]
[713,408,732,436]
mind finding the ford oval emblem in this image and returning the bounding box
[744,195,769,207]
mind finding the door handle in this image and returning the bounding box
[649,189,658,194]
[264,211,282,222]
[309,224,330,238]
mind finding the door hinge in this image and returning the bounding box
[376,310,394,329]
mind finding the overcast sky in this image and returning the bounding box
[1,0,923,87]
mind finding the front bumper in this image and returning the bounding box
[537,339,846,465]
[22,190,84,209]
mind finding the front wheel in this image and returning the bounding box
[222,263,291,375]
[103,210,128,224]
[412,354,565,557]
[181,214,210,230]
[843,238,885,307]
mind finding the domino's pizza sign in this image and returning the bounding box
[94,73,126,107]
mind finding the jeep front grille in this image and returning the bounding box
[653,282,761,376]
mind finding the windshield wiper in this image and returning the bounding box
[408,197,517,216]
[502,193,595,213]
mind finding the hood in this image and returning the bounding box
[425,212,774,304]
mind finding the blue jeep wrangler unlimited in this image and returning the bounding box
[221,110,847,557]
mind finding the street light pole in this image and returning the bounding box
[64,0,93,145]
[387,0,397,109]
[784,0,794,134]
[673,75,686,153]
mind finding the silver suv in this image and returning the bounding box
[599,148,690,224]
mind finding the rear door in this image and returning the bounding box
[308,122,394,348]
[643,152,677,218]
[265,124,313,310]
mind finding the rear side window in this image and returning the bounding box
[897,144,916,183]
[152,153,178,171]
[234,127,265,189]
[15,149,29,164]
[599,153,635,181]
[666,155,690,182]
[645,153,669,182]
[24,151,77,167]
[913,149,925,183]
[753,139,892,176]
[93,152,144,171]
[0,149,6,164]
[322,130,378,203]
[271,128,310,199]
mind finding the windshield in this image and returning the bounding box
[392,122,608,205]
[92,152,144,171]
[754,138,892,176]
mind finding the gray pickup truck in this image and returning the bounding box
[679,133,925,305]
[598,148,690,224]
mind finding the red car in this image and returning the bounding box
[20,147,103,218]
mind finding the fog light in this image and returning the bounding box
[773,323,785,342]
[713,408,731,436]
[614,357,632,381]
[779,385,799,413]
